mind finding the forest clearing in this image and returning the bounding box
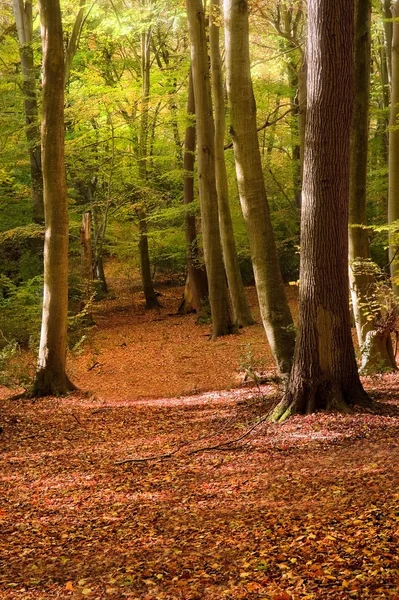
[2,277,399,600]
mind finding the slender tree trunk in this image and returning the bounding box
[349,0,396,373]
[179,67,208,315]
[12,0,44,224]
[138,11,160,309]
[388,1,399,297]
[350,0,375,347]
[224,0,295,376]
[186,0,234,338]
[209,0,254,328]
[382,0,393,82]
[80,212,94,311]
[273,0,369,421]
[32,0,76,396]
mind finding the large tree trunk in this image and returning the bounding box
[32,0,76,396]
[388,1,399,297]
[349,0,396,374]
[273,0,369,421]
[179,67,208,316]
[12,0,44,224]
[186,0,234,338]
[138,9,160,310]
[209,0,254,328]
[224,0,295,376]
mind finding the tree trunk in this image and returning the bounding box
[272,0,370,421]
[382,0,393,82]
[209,0,254,328]
[32,0,76,396]
[80,212,94,309]
[224,0,295,376]
[138,208,161,309]
[186,0,234,338]
[388,1,399,297]
[12,0,44,224]
[349,0,396,373]
[137,8,160,309]
[179,67,208,316]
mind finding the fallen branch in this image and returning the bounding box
[115,413,271,464]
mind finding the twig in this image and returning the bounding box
[115,414,271,464]
[188,413,270,455]
[71,412,82,426]
[115,441,191,465]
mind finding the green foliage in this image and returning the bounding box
[0,275,43,350]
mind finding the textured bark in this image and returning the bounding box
[349,0,374,347]
[224,0,295,375]
[209,0,254,328]
[33,0,76,396]
[138,6,160,310]
[349,0,396,373]
[388,1,399,297]
[273,0,369,420]
[12,0,44,224]
[186,0,234,338]
[179,67,208,316]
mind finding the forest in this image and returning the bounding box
[1,0,399,598]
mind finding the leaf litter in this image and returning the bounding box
[1,280,399,599]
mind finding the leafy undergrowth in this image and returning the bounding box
[1,382,399,600]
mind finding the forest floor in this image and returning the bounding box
[1,271,399,599]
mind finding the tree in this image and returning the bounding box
[209,0,254,328]
[186,0,234,338]
[12,0,44,224]
[388,1,399,297]
[179,67,209,316]
[349,0,396,374]
[224,0,295,376]
[32,0,76,396]
[272,0,370,421]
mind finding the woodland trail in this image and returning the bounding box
[2,277,399,599]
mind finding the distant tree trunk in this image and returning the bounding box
[273,0,369,421]
[224,0,295,376]
[32,0,76,396]
[349,0,396,373]
[64,0,86,86]
[382,0,393,82]
[138,9,160,309]
[80,212,94,311]
[388,1,399,297]
[179,67,208,315]
[186,0,234,338]
[12,0,44,224]
[209,0,254,328]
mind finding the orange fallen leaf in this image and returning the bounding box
[65,581,74,591]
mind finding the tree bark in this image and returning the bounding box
[388,1,399,297]
[179,67,208,315]
[272,0,370,421]
[349,0,396,373]
[186,0,234,338]
[209,0,254,328]
[224,0,295,375]
[33,0,76,396]
[12,0,44,224]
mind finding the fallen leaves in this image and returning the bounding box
[1,283,399,598]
